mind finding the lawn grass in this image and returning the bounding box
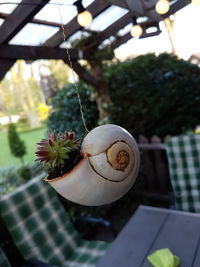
[0,127,46,168]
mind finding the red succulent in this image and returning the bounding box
[35,131,79,167]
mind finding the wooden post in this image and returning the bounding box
[89,61,111,121]
[139,136,156,193]
[64,59,111,122]
[151,136,170,193]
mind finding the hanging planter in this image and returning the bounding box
[36,124,140,206]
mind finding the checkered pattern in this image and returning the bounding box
[166,134,200,212]
[0,176,108,267]
[0,247,11,267]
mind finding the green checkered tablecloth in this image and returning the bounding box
[0,247,11,267]
[166,134,200,212]
[0,176,108,267]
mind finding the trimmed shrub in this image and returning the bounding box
[47,82,99,137]
[48,53,200,138]
[7,123,26,164]
[106,53,200,137]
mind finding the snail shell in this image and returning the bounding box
[45,124,140,206]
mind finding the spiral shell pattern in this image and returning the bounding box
[81,124,140,203]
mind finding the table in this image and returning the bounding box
[97,205,200,267]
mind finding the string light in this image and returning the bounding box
[73,0,92,27]
[130,17,143,38]
[155,0,170,14]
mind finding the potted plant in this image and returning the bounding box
[35,125,140,206]
[35,131,83,180]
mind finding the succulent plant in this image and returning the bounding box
[35,132,79,168]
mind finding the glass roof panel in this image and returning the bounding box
[117,23,132,37]
[137,17,148,23]
[60,30,90,48]
[34,0,94,24]
[0,0,21,14]
[9,23,59,45]
[88,5,128,31]
[98,36,115,49]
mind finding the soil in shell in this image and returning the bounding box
[47,150,83,180]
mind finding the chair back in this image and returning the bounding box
[166,133,200,212]
[0,176,82,265]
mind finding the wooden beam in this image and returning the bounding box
[0,0,50,44]
[95,17,157,48]
[105,0,144,13]
[107,0,189,22]
[74,13,132,50]
[0,12,62,28]
[162,0,188,19]
[105,0,126,9]
[144,0,188,22]
[107,0,145,14]
[0,0,50,81]
[0,44,90,61]
[44,0,110,47]
[65,60,97,87]
[107,0,163,21]
[0,59,15,81]
[76,15,155,51]
[95,13,132,45]
[111,26,162,50]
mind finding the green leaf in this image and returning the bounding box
[147,248,180,267]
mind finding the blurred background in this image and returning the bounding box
[0,0,200,238]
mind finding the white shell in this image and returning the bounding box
[45,124,140,206]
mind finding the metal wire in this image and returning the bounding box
[0,0,89,133]
[56,0,89,134]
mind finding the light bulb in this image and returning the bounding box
[130,24,143,38]
[77,10,92,27]
[192,0,200,5]
[155,0,170,14]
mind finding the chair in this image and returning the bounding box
[0,176,109,267]
[166,133,200,212]
[0,247,11,267]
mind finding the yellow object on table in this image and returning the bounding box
[147,248,180,267]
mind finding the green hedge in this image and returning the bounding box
[47,82,99,137]
[106,53,200,137]
[48,53,200,138]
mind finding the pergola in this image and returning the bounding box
[0,0,188,82]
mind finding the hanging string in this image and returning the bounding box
[56,0,89,134]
